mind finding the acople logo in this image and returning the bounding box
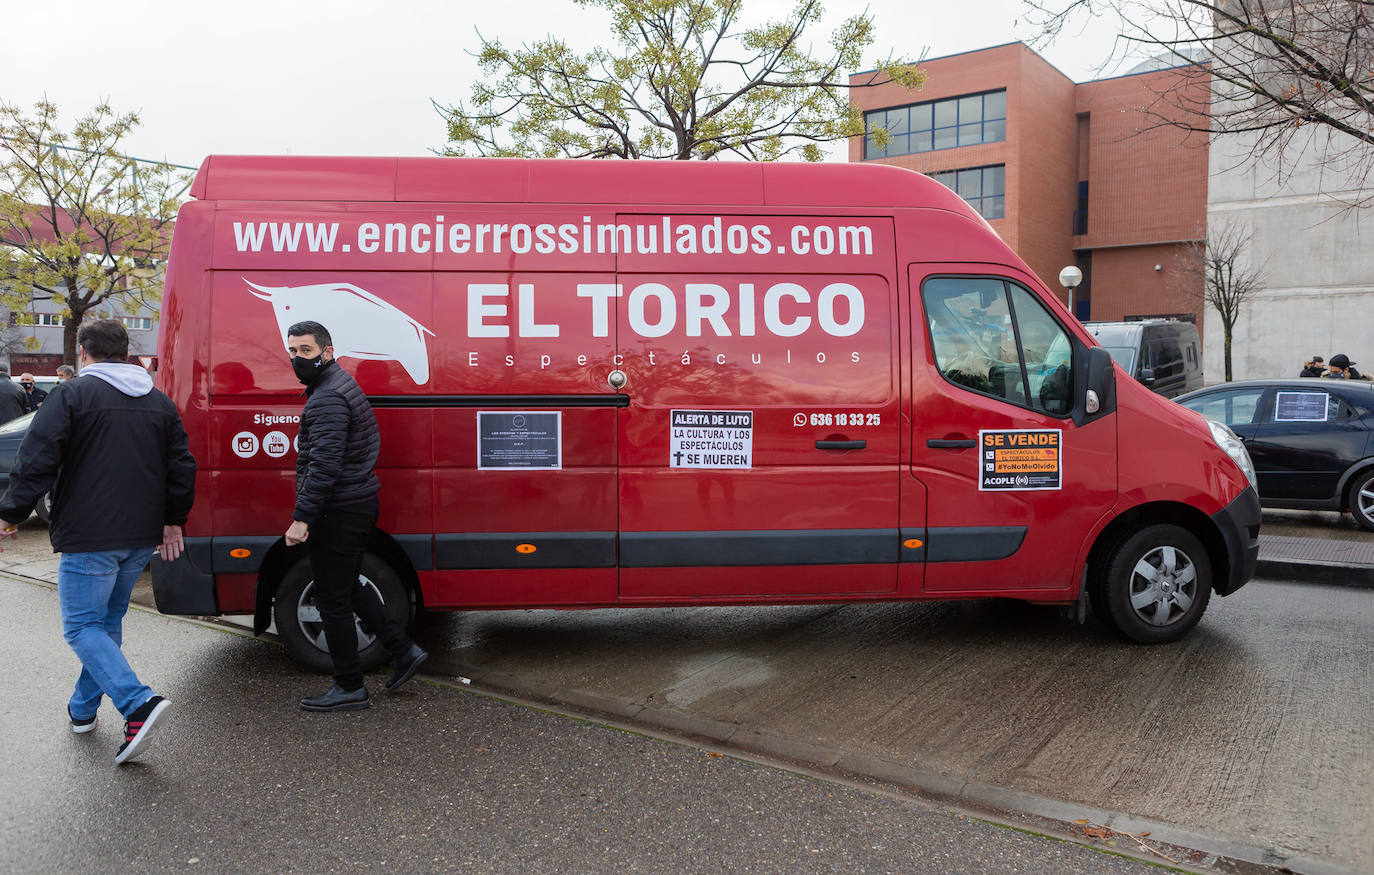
[246,279,436,384]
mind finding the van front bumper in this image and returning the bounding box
[1211,487,1261,596]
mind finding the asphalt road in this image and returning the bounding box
[0,575,1168,875]
[5,511,1371,873]
[405,576,1374,873]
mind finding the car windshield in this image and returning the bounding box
[0,411,35,435]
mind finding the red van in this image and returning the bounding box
[151,156,1260,671]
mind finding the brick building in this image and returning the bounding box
[849,42,1210,324]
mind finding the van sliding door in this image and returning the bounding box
[613,214,900,598]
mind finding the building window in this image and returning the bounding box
[865,90,1006,159]
[929,165,1005,219]
[35,313,66,326]
[121,316,154,331]
[1073,181,1089,235]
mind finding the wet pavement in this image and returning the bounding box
[4,510,1372,873]
[2,575,1173,875]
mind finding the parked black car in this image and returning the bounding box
[1177,379,1374,529]
[0,412,50,524]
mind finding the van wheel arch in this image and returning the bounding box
[1086,501,1228,610]
[251,528,422,637]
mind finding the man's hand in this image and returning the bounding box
[157,525,184,562]
[0,522,17,553]
[284,520,309,546]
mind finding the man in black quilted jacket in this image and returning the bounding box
[283,320,427,712]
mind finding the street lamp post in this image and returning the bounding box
[1058,265,1083,320]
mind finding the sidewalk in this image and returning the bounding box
[1255,509,1374,587]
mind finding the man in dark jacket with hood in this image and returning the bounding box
[282,320,427,712]
[0,319,195,765]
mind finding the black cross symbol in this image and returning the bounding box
[672,450,684,465]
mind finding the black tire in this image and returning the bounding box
[273,553,412,674]
[1089,524,1212,644]
[1347,469,1374,532]
[34,492,51,525]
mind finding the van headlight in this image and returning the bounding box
[1208,420,1258,493]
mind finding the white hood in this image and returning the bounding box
[81,361,154,397]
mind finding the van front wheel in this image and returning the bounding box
[1090,524,1212,644]
[273,554,411,674]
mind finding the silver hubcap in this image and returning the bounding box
[1358,480,1374,521]
[1128,545,1197,627]
[296,576,385,654]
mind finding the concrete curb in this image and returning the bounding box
[1255,557,1374,588]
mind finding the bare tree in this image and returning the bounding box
[1027,1,1374,195]
[1179,220,1267,381]
[435,0,925,161]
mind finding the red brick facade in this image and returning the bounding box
[849,42,1209,327]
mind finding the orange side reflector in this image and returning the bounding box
[516,544,537,554]
[902,539,924,549]
[229,548,252,558]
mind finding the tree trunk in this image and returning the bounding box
[1223,323,1234,382]
[62,313,80,367]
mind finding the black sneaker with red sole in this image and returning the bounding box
[115,696,170,765]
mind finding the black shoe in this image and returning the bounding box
[385,644,429,693]
[300,683,370,712]
[69,706,97,735]
[115,695,170,765]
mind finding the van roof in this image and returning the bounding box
[188,156,985,217]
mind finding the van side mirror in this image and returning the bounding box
[1138,367,1156,384]
[1074,345,1117,425]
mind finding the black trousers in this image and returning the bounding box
[306,501,409,690]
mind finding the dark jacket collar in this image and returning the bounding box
[303,359,341,395]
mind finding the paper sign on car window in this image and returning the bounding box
[1274,391,1329,422]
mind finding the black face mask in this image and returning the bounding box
[292,354,326,385]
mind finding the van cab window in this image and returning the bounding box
[923,277,1073,415]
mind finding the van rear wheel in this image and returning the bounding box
[1090,524,1211,644]
[273,553,411,674]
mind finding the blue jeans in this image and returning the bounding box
[58,548,155,720]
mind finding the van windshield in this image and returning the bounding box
[1100,345,1137,373]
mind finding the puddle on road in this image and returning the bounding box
[656,653,775,707]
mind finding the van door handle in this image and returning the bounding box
[816,440,866,450]
[927,438,977,449]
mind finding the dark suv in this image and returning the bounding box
[1177,379,1374,530]
[1086,320,1204,398]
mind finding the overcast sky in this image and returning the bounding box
[3,0,1133,168]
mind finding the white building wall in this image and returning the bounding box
[1206,121,1374,381]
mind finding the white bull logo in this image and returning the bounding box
[246,279,436,385]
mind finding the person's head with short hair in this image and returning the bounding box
[286,321,334,361]
[77,319,130,364]
[1312,355,1324,365]
[286,321,335,385]
[0,363,10,377]
[56,364,75,382]
[19,373,35,390]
